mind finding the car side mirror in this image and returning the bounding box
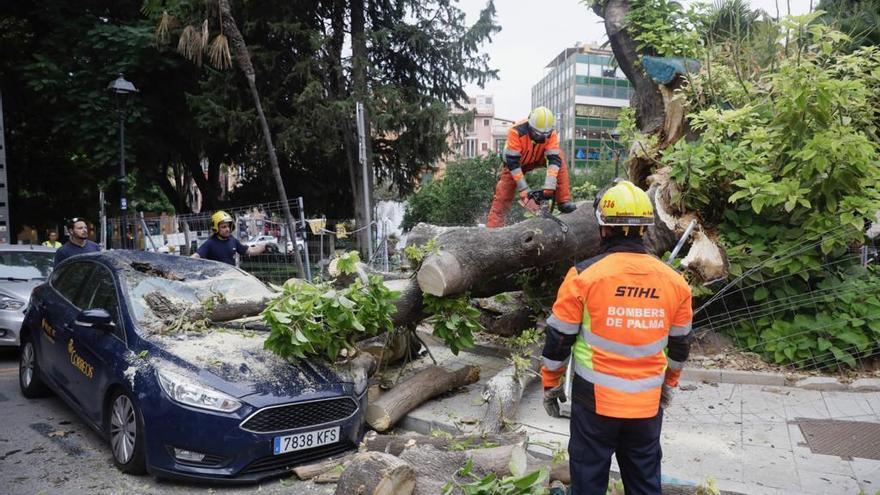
[75,308,114,331]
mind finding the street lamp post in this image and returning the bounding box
[107,74,137,249]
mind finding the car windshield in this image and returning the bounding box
[0,251,54,280]
[125,266,275,333]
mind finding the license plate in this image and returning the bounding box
[273,426,340,455]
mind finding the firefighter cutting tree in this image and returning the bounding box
[540,180,693,494]
[486,106,578,228]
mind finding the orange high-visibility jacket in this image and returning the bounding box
[502,120,564,193]
[541,238,693,419]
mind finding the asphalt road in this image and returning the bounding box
[0,348,336,495]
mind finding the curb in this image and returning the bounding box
[681,368,880,392]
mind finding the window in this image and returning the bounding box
[483,118,490,127]
[78,267,124,339]
[465,138,477,158]
[51,262,94,307]
[481,141,489,152]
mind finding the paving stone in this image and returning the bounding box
[850,457,880,492]
[721,369,786,386]
[796,470,861,495]
[821,391,879,422]
[784,390,831,420]
[850,379,880,392]
[794,377,847,391]
[742,422,792,449]
[741,387,788,424]
[792,446,856,477]
[742,445,800,490]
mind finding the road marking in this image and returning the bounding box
[0,367,18,375]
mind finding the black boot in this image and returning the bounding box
[558,202,577,214]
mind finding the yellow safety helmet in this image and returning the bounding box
[211,210,234,233]
[527,106,555,141]
[595,180,654,227]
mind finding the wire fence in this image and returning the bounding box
[101,198,406,286]
[692,214,880,373]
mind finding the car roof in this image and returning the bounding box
[0,244,57,253]
[73,250,239,280]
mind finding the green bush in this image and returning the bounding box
[403,155,600,231]
[665,21,880,368]
[402,156,499,230]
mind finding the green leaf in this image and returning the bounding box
[830,346,857,368]
[753,287,769,302]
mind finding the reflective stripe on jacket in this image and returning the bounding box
[502,120,564,192]
[541,237,693,419]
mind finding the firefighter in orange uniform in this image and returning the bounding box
[540,180,693,494]
[486,106,577,228]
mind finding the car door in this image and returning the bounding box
[43,261,94,403]
[69,265,128,425]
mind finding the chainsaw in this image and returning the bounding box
[518,191,569,234]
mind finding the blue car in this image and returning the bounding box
[18,251,367,482]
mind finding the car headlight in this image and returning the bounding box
[156,367,242,413]
[352,365,369,396]
[0,294,24,310]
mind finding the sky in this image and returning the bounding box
[459,0,816,120]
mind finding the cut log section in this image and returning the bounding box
[362,431,527,457]
[398,443,528,495]
[480,344,543,434]
[366,365,481,432]
[334,451,416,495]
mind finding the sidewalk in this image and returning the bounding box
[392,337,880,494]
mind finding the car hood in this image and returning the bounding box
[152,329,351,401]
[0,280,43,303]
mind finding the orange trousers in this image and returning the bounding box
[487,158,572,228]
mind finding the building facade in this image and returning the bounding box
[531,43,632,179]
[434,95,513,180]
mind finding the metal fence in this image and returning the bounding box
[692,217,880,372]
[101,198,405,285]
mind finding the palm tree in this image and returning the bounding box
[147,0,306,278]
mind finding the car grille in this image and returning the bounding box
[240,442,355,476]
[240,397,358,433]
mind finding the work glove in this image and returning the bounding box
[543,384,567,418]
[527,190,547,204]
[660,384,674,409]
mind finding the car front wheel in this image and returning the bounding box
[19,334,49,398]
[109,390,147,474]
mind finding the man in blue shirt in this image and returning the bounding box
[54,218,101,266]
[191,210,267,266]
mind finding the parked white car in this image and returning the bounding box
[245,235,278,248]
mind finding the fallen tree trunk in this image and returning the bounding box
[366,365,481,432]
[362,431,527,456]
[398,443,527,495]
[334,451,416,495]
[480,343,543,434]
[416,209,600,297]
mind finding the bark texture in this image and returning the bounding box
[398,443,527,495]
[366,365,481,432]
[362,431,527,457]
[334,451,416,495]
[479,343,543,433]
[416,209,600,297]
